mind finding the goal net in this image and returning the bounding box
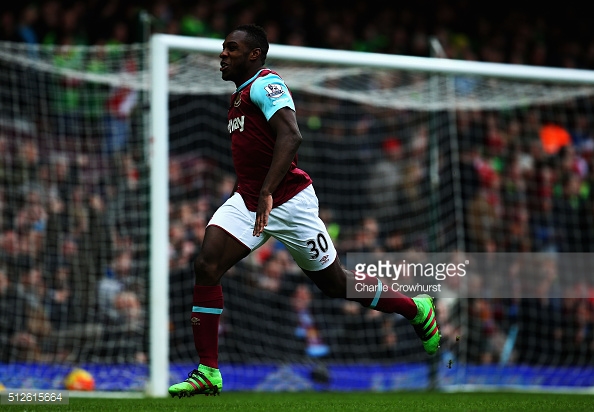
[1,36,594,395]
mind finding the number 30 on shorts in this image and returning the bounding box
[306,233,329,259]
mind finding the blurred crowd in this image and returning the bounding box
[0,137,149,363]
[1,0,594,370]
[1,0,594,69]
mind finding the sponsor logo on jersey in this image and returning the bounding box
[264,83,284,98]
[191,317,200,326]
[228,115,245,133]
[320,255,330,265]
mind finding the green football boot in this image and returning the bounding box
[411,294,441,355]
[168,364,223,397]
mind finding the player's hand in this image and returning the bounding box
[253,193,273,237]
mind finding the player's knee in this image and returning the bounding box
[305,264,347,299]
[193,255,219,285]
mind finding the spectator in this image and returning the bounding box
[44,263,103,361]
[15,187,47,235]
[61,6,88,46]
[339,216,382,254]
[453,296,507,364]
[37,0,62,45]
[562,295,594,365]
[88,190,115,284]
[10,140,40,209]
[100,290,147,363]
[397,159,430,250]
[553,173,588,252]
[14,266,53,361]
[1,229,34,284]
[179,1,212,38]
[51,154,79,203]
[516,289,563,365]
[45,265,74,331]
[339,299,404,361]
[0,10,19,42]
[83,47,110,140]
[97,250,145,319]
[367,137,404,234]
[17,4,39,45]
[467,169,503,252]
[0,268,26,362]
[569,114,594,154]
[292,283,330,358]
[51,41,85,138]
[104,54,138,158]
[112,153,147,250]
[454,137,482,251]
[528,168,557,253]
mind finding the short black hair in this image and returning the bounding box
[233,24,269,64]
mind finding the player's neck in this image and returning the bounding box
[235,66,266,88]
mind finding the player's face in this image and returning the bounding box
[220,31,259,85]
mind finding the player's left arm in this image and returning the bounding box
[253,107,302,236]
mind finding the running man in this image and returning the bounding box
[168,24,440,398]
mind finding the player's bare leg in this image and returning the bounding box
[301,257,348,299]
[169,226,250,398]
[302,257,440,355]
[193,225,251,286]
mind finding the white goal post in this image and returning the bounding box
[148,33,594,397]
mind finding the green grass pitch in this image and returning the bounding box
[2,391,593,412]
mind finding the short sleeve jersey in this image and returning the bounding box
[227,69,312,211]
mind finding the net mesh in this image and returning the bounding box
[1,40,594,391]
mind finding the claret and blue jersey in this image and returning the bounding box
[227,69,312,212]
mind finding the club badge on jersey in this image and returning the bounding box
[233,93,241,107]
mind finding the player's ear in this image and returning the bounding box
[249,48,261,62]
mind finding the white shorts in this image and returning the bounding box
[207,185,337,271]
